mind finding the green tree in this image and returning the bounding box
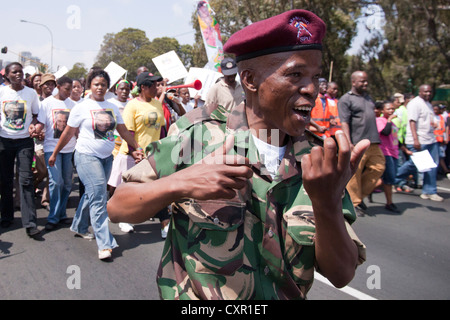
[351,0,449,99]
[95,28,194,81]
[66,62,88,80]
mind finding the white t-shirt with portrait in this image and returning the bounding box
[37,95,77,153]
[0,85,40,139]
[68,98,125,159]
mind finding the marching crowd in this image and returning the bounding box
[310,74,448,217]
[1,8,449,301]
[0,57,448,261]
[0,63,187,259]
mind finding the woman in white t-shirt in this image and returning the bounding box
[0,62,42,238]
[36,76,77,231]
[107,79,131,158]
[69,79,84,104]
[49,69,144,260]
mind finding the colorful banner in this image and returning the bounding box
[197,1,224,72]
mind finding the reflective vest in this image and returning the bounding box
[310,95,331,137]
[327,97,341,136]
[434,114,445,143]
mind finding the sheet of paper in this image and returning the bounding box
[24,65,38,76]
[104,61,127,89]
[152,51,188,84]
[410,150,437,172]
[53,66,69,79]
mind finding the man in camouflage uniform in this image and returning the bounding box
[108,9,368,300]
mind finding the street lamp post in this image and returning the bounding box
[20,19,53,72]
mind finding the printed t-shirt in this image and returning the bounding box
[376,117,399,158]
[0,85,40,139]
[67,98,124,159]
[119,98,165,155]
[37,95,76,153]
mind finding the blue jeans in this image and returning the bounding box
[382,156,398,185]
[45,152,73,224]
[71,151,117,251]
[396,143,439,195]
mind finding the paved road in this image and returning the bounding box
[1,174,449,300]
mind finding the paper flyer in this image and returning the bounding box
[104,61,127,89]
[152,51,188,84]
[410,150,438,172]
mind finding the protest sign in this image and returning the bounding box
[53,66,68,79]
[410,150,438,172]
[104,61,127,89]
[24,65,38,76]
[152,51,188,84]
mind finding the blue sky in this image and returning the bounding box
[1,0,199,72]
[1,0,381,73]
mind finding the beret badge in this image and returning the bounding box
[290,16,312,44]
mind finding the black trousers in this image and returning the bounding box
[0,137,37,228]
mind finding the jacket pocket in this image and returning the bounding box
[184,199,245,276]
[283,206,316,284]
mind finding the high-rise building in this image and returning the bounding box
[20,51,41,69]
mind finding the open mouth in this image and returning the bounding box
[293,105,312,119]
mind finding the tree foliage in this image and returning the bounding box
[188,0,449,100]
[95,28,194,81]
[91,2,448,101]
[66,62,88,80]
[352,0,449,99]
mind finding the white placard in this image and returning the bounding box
[152,51,188,84]
[410,150,438,173]
[104,61,127,89]
[184,67,223,100]
[54,66,69,79]
[24,65,38,76]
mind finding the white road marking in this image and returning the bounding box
[437,186,450,192]
[314,273,378,300]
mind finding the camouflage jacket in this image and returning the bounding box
[123,102,366,300]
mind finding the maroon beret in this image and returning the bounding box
[224,9,326,62]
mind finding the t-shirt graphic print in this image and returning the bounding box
[91,109,116,141]
[3,100,26,131]
[52,109,70,139]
